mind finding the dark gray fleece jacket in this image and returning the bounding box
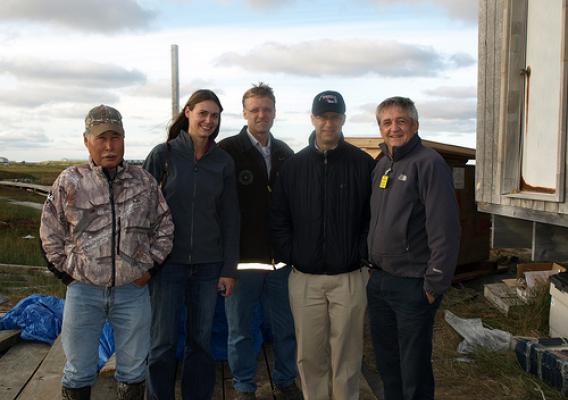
[143,131,240,278]
[367,134,460,296]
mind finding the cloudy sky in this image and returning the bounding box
[0,0,478,161]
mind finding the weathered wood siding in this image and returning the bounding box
[476,0,504,205]
[476,0,568,225]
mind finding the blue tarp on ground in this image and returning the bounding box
[0,294,114,369]
[0,294,64,345]
[0,293,270,366]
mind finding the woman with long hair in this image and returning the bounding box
[143,89,240,400]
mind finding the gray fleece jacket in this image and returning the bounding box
[367,134,460,296]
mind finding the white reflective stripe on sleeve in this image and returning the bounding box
[237,262,288,270]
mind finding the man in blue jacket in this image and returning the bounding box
[272,91,375,400]
[367,96,461,400]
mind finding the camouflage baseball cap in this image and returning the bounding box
[84,105,125,137]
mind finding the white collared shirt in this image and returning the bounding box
[246,129,272,175]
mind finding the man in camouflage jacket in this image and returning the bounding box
[40,105,174,400]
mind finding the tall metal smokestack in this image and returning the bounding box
[171,44,179,118]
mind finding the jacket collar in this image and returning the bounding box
[89,159,128,181]
[171,130,217,159]
[308,131,345,154]
[237,125,276,151]
[237,126,255,152]
[237,125,288,155]
[380,133,421,162]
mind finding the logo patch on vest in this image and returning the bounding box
[238,170,254,185]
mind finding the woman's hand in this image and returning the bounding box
[217,277,236,297]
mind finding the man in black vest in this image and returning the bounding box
[219,83,300,400]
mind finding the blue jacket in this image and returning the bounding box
[367,134,460,295]
[271,132,375,275]
[143,131,240,278]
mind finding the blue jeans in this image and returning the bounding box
[225,266,297,393]
[367,270,442,400]
[147,262,222,400]
[61,281,150,388]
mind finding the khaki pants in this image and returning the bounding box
[289,268,368,400]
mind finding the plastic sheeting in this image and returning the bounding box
[0,294,64,345]
[0,293,269,366]
[97,320,115,370]
[444,310,513,353]
[0,294,115,371]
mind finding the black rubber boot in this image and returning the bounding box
[61,386,91,400]
[116,380,145,400]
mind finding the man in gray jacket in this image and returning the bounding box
[40,105,174,400]
[366,96,460,400]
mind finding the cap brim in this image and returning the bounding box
[312,106,346,116]
[86,123,125,137]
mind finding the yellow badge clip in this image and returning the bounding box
[379,168,392,189]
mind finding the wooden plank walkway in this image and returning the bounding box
[98,343,378,399]
[0,342,50,400]
[0,331,20,354]
[0,334,380,399]
[0,181,50,196]
[17,336,66,400]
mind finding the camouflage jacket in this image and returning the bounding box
[40,161,174,287]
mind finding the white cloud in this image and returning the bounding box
[205,0,295,9]
[127,79,223,100]
[423,85,476,99]
[0,0,156,32]
[0,1,479,160]
[449,53,476,68]
[419,99,476,120]
[349,102,377,123]
[418,98,476,140]
[246,0,295,9]
[0,86,119,108]
[40,104,100,119]
[0,58,146,88]
[421,119,476,136]
[216,39,474,77]
[369,0,478,23]
[0,131,52,148]
[430,0,478,22]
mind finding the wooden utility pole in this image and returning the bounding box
[171,44,179,118]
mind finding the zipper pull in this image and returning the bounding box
[117,217,121,255]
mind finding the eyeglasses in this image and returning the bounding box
[245,107,275,114]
